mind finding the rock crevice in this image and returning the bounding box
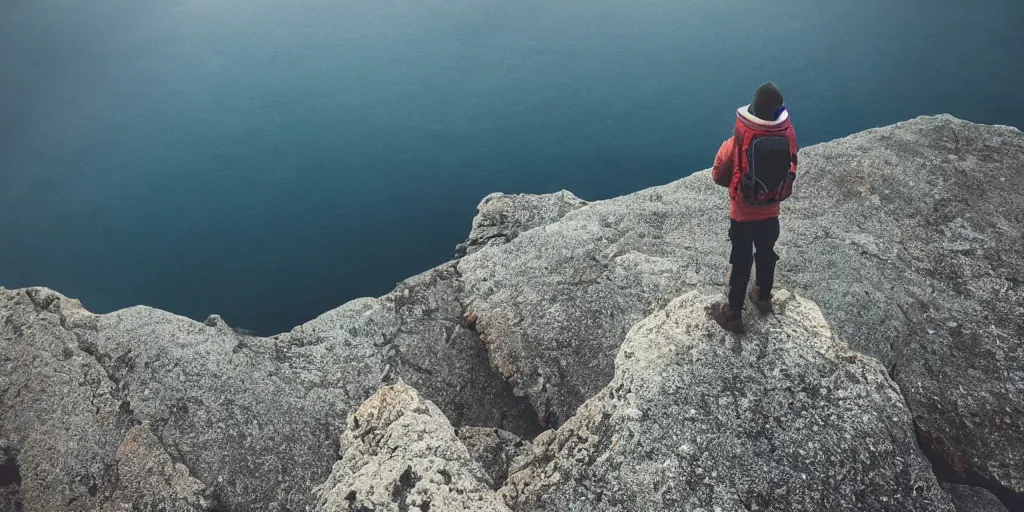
[916,420,1020,510]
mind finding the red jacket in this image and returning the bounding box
[712,105,798,222]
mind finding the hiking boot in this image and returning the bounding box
[711,303,744,334]
[748,286,774,315]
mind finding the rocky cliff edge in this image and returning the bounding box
[1,115,1021,511]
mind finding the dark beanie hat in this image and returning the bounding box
[749,82,785,121]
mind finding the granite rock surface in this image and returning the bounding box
[2,115,1020,510]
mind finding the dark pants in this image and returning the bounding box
[728,217,780,313]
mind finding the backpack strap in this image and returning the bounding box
[731,121,748,198]
[787,125,798,170]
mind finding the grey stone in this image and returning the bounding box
[107,424,210,511]
[942,484,1009,512]
[0,262,533,511]
[456,162,752,427]
[0,289,211,511]
[203,314,227,329]
[455,190,587,256]
[459,116,1024,495]
[456,427,531,490]
[79,292,385,510]
[2,115,1022,509]
[379,263,541,438]
[765,116,1024,498]
[314,382,511,512]
[500,290,954,511]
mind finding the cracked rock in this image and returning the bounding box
[108,424,210,510]
[1,115,1021,510]
[459,116,1024,498]
[0,289,210,510]
[455,190,587,257]
[942,484,1009,512]
[315,382,510,512]
[456,427,531,490]
[0,264,535,511]
[500,291,953,511]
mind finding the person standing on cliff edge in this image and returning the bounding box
[710,82,799,334]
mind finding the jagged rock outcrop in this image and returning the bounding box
[501,290,953,511]
[456,428,531,490]
[458,116,1023,498]
[455,160,762,427]
[0,263,536,511]
[314,382,510,512]
[942,484,1009,512]
[375,265,540,438]
[780,117,1024,500]
[1,115,1021,510]
[455,191,587,257]
[0,290,210,511]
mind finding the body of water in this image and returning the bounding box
[2,0,1022,334]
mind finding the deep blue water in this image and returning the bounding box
[2,0,1023,334]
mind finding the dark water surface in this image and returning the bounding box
[2,0,1022,334]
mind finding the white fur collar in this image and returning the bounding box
[737,105,789,126]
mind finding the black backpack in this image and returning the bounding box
[738,135,797,205]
